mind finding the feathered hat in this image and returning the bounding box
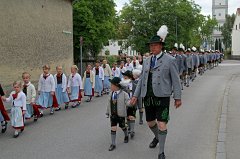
[186,48,191,52]
[192,46,197,52]
[148,25,169,44]
[173,43,178,50]
[179,43,185,51]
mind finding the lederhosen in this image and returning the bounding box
[110,92,125,128]
[143,54,170,122]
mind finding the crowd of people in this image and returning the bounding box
[0,43,223,158]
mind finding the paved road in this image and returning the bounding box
[0,60,240,159]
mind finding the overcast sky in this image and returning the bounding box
[115,0,239,16]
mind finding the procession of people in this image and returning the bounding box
[0,25,224,159]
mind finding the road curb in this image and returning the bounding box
[216,75,234,159]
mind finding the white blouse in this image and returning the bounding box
[38,74,55,92]
[6,91,27,110]
[131,60,140,69]
[125,63,134,71]
[92,67,105,80]
[119,66,127,74]
[67,73,83,89]
[112,67,121,77]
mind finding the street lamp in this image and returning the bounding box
[80,36,83,76]
[175,17,178,42]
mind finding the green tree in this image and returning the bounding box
[221,14,236,49]
[199,15,218,49]
[73,0,116,61]
[117,0,217,52]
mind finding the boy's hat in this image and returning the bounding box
[122,70,133,79]
[109,77,122,88]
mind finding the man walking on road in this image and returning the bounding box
[131,25,182,159]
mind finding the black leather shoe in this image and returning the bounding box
[65,105,69,109]
[1,127,7,133]
[158,152,166,159]
[55,107,61,111]
[1,122,7,133]
[13,133,19,138]
[149,137,159,148]
[124,136,129,143]
[40,113,43,118]
[108,145,116,151]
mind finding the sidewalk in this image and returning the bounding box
[226,74,240,159]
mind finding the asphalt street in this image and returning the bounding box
[0,60,240,159]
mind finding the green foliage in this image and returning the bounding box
[106,55,117,66]
[105,50,110,56]
[221,14,236,49]
[73,0,117,60]
[117,0,217,52]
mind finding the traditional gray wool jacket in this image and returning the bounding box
[106,90,131,117]
[133,53,182,100]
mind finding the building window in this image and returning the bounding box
[118,41,123,46]
[236,25,238,30]
[219,3,221,5]
[219,13,221,16]
[239,23,240,29]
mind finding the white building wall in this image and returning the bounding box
[212,0,228,50]
[232,9,240,56]
[215,9,226,20]
[214,0,227,5]
[100,40,137,56]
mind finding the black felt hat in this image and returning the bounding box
[147,35,164,44]
[109,77,122,88]
[122,70,133,79]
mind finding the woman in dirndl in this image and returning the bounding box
[93,60,104,97]
[0,84,10,133]
[54,66,70,110]
[3,81,26,138]
[83,64,95,102]
[67,65,83,108]
[36,65,56,115]
[102,60,112,94]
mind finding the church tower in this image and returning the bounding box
[212,0,228,50]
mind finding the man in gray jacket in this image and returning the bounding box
[179,45,187,89]
[191,47,199,81]
[185,49,193,87]
[131,31,182,159]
